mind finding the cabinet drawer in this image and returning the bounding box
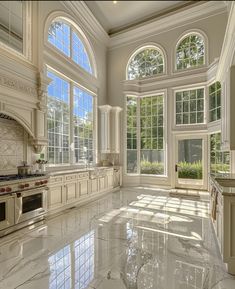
[78,172,89,179]
[49,176,63,184]
[64,174,77,182]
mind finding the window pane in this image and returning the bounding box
[127,150,137,174]
[72,31,92,74]
[175,88,204,125]
[210,133,230,174]
[176,34,204,70]
[209,81,221,122]
[48,21,70,57]
[74,86,93,164]
[47,71,70,164]
[127,48,164,80]
[0,1,23,53]
[140,95,165,175]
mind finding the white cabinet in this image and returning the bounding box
[48,176,65,210]
[64,174,78,204]
[106,169,114,189]
[99,105,122,153]
[110,107,122,153]
[99,105,112,153]
[90,178,99,194]
[221,65,235,150]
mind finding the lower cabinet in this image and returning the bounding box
[79,179,89,196]
[90,178,99,194]
[64,181,78,204]
[48,184,64,210]
[48,167,121,213]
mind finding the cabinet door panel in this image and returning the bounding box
[91,179,98,194]
[48,185,64,209]
[65,182,77,203]
[79,180,89,196]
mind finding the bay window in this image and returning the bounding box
[126,94,166,176]
[209,81,221,122]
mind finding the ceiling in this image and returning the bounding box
[84,1,198,35]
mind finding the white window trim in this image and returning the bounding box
[173,29,209,74]
[173,84,207,129]
[125,43,167,80]
[124,89,168,178]
[0,1,32,62]
[44,12,97,78]
[46,67,97,167]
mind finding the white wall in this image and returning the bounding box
[106,12,228,187]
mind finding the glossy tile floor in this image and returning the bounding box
[0,188,235,289]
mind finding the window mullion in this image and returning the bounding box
[70,82,74,164]
[137,97,141,175]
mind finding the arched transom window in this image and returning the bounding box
[48,19,93,74]
[127,46,165,80]
[176,33,205,70]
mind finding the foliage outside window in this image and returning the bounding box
[175,88,204,125]
[126,95,165,175]
[0,1,24,53]
[127,47,164,80]
[47,71,70,164]
[209,81,221,122]
[176,34,204,70]
[126,97,137,174]
[47,70,94,165]
[210,133,230,174]
[48,19,92,74]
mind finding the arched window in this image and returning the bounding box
[46,17,96,166]
[127,46,165,80]
[48,19,92,74]
[176,33,205,70]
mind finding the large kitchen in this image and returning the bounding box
[0,1,235,289]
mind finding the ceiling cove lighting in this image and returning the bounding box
[113,1,117,4]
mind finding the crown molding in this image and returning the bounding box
[216,1,235,80]
[60,1,109,46]
[109,1,227,50]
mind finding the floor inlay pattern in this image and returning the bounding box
[0,188,234,289]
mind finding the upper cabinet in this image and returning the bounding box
[99,105,122,154]
[221,66,235,151]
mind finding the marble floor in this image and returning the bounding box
[0,188,235,289]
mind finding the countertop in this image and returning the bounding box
[46,165,121,176]
[210,174,235,196]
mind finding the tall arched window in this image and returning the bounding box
[176,33,205,70]
[46,17,96,165]
[127,46,165,80]
[48,18,93,74]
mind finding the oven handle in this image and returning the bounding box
[15,187,49,198]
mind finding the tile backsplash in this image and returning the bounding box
[0,118,26,174]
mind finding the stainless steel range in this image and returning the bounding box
[0,174,48,237]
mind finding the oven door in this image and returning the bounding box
[15,187,48,224]
[0,195,15,230]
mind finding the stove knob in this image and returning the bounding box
[35,182,39,186]
[25,184,29,188]
[41,181,44,185]
[6,187,12,192]
[19,184,25,189]
[44,180,48,184]
[0,188,6,192]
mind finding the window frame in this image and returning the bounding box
[124,90,167,177]
[126,44,166,80]
[46,67,97,167]
[0,1,32,61]
[173,85,207,128]
[208,81,221,123]
[46,16,97,78]
[173,30,208,73]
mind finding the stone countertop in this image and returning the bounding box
[46,165,121,176]
[210,174,235,196]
